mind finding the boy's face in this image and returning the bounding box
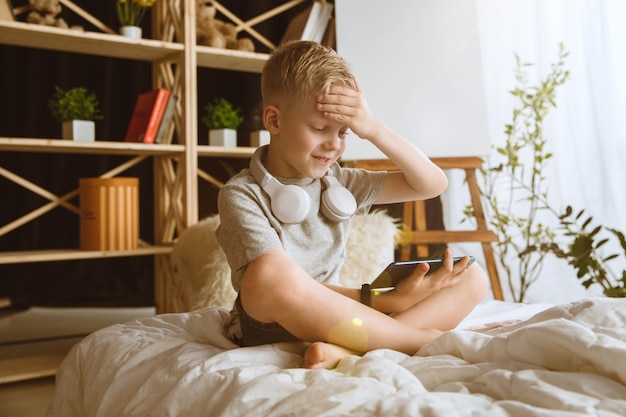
[264,96,349,180]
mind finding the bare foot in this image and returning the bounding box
[302,342,360,370]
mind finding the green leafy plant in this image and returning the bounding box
[116,0,156,27]
[48,86,104,122]
[202,98,243,130]
[464,44,626,301]
[550,208,626,297]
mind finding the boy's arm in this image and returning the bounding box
[243,248,403,315]
[239,248,405,321]
[324,248,472,314]
[318,83,448,204]
[244,248,471,322]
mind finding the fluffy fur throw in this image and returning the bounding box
[170,211,398,312]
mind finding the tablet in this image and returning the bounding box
[370,256,475,289]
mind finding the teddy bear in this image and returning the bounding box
[196,0,254,52]
[26,0,68,28]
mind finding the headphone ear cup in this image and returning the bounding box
[271,184,311,224]
[321,180,357,222]
[250,146,311,224]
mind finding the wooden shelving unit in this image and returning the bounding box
[0,0,306,383]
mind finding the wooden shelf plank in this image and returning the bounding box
[0,354,66,384]
[197,145,256,158]
[0,246,173,264]
[0,21,269,72]
[0,137,184,156]
[0,21,183,62]
[196,45,267,73]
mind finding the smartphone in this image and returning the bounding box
[370,256,475,289]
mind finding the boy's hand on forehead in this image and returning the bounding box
[317,80,382,140]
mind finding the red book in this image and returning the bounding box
[124,88,171,143]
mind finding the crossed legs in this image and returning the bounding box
[240,250,489,369]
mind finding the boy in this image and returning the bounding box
[216,40,488,369]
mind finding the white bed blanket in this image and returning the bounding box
[47,298,626,417]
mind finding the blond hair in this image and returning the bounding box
[261,40,355,106]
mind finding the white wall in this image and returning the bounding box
[335,0,490,160]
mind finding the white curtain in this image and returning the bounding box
[443,0,626,303]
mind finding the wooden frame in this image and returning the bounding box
[345,157,504,301]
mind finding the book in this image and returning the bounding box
[308,2,333,42]
[124,88,171,144]
[0,0,14,21]
[282,1,334,44]
[155,94,177,144]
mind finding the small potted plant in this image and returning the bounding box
[48,86,104,142]
[248,100,270,148]
[116,0,157,39]
[202,97,243,147]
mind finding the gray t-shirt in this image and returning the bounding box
[216,163,386,293]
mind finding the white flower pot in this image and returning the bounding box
[62,120,95,142]
[209,128,237,147]
[250,130,270,147]
[120,26,142,39]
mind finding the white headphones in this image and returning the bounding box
[250,146,357,224]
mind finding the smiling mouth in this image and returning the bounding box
[314,155,333,164]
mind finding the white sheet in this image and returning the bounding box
[46,298,626,417]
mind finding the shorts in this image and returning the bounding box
[235,295,301,346]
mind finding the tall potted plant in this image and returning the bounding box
[465,44,626,301]
[48,86,104,142]
[202,97,243,147]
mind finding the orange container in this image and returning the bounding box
[79,177,139,251]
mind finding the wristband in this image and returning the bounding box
[360,283,372,307]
